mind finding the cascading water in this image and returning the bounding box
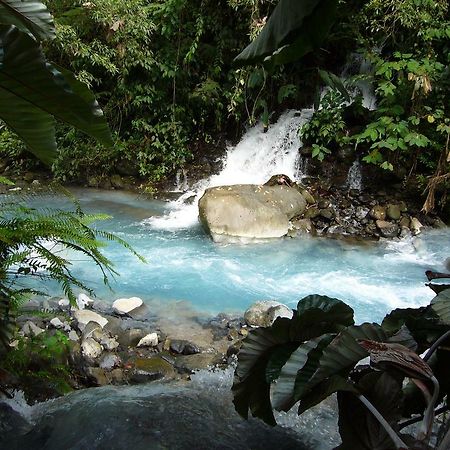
[146,109,312,229]
[346,158,363,191]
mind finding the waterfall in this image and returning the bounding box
[145,109,312,230]
[346,159,363,191]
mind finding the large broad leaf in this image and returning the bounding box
[0,0,55,40]
[232,317,293,425]
[289,294,354,341]
[271,334,334,411]
[431,289,450,325]
[0,26,112,164]
[382,306,445,351]
[234,0,339,68]
[309,323,387,387]
[336,372,404,450]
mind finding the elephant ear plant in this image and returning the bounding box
[232,279,450,449]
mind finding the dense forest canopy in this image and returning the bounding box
[0,0,448,211]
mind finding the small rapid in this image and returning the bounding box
[146,110,312,229]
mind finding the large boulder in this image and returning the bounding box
[198,184,307,241]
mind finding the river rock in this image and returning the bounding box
[399,216,411,228]
[73,310,108,331]
[49,317,65,329]
[244,300,293,328]
[110,174,124,189]
[410,217,423,235]
[375,220,399,238]
[198,184,307,241]
[386,204,401,220]
[169,339,201,355]
[21,321,44,337]
[68,330,80,341]
[112,297,143,315]
[99,353,122,370]
[81,337,103,361]
[291,218,314,234]
[369,205,386,220]
[86,367,109,386]
[131,356,176,383]
[76,293,94,310]
[137,333,159,348]
[304,206,320,219]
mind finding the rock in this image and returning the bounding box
[99,353,122,370]
[76,293,94,310]
[68,330,79,341]
[110,174,124,189]
[137,333,159,348]
[118,328,147,348]
[112,297,143,315]
[100,335,119,351]
[355,206,369,220]
[386,204,401,220]
[244,300,293,328]
[304,206,320,219]
[58,298,70,310]
[170,339,201,355]
[399,226,412,239]
[130,356,176,383]
[81,321,103,339]
[319,208,335,220]
[291,218,314,234]
[173,353,222,374]
[369,205,386,220]
[86,367,109,386]
[73,310,108,331]
[81,337,103,361]
[410,217,423,236]
[110,368,125,384]
[21,321,44,337]
[198,184,307,241]
[399,216,411,228]
[375,220,399,238]
[49,318,65,329]
[298,188,315,205]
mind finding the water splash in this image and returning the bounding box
[346,159,363,191]
[145,110,312,230]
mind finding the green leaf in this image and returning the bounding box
[272,334,334,411]
[234,0,338,67]
[0,0,55,41]
[232,317,293,425]
[431,289,450,324]
[337,372,403,450]
[0,26,112,164]
[309,323,386,387]
[318,70,351,102]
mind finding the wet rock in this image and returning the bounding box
[86,367,109,386]
[304,206,320,219]
[355,206,369,220]
[73,310,108,331]
[386,204,401,220]
[110,368,125,384]
[137,333,159,348]
[291,218,314,234]
[99,353,122,370]
[327,225,346,235]
[76,293,94,310]
[399,226,412,239]
[399,216,411,228]
[244,300,293,328]
[112,297,143,315]
[173,353,222,374]
[369,205,386,220]
[169,339,201,355]
[299,189,315,205]
[198,184,307,241]
[319,208,335,220]
[130,356,176,383]
[117,328,147,348]
[376,220,399,238]
[410,217,423,235]
[81,337,103,361]
[22,321,44,337]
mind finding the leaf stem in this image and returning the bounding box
[423,330,450,362]
[357,394,407,449]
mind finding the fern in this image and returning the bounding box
[0,189,144,347]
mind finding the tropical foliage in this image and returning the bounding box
[0,187,145,348]
[232,280,450,449]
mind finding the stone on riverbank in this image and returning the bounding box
[74,310,108,331]
[112,297,143,315]
[137,332,159,347]
[244,300,293,328]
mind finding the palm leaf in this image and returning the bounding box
[0,0,55,40]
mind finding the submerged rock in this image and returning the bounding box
[198,184,307,241]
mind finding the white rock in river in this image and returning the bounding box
[49,317,65,329]
[81,337,103,360]
[137,333,159,348]
[73,310,108,331]
[244,300,293,328]
[76,293,94,310]
[112,297,143,315]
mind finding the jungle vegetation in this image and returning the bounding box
[0,0,447,214]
